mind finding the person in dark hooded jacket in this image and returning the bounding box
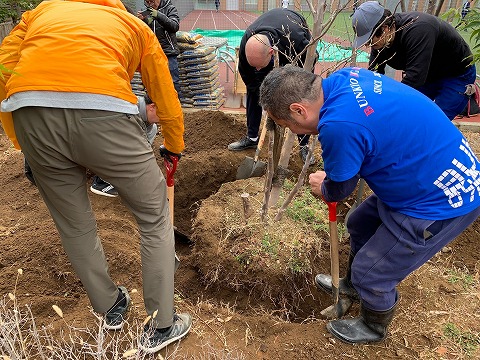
[351,1,475,120]
[139,0,182,98]
[227,8,315,165]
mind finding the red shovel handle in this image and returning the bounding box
[326,201,337,222]
[164,156,178,187]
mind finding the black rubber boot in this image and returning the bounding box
[314,252,359,301]
[326,301,397,344]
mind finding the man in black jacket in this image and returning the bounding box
[228,8,315,165]
[352,1,476,120]
[139,0,181,98]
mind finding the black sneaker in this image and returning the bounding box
[90,175,118,197]
[139,313,192,353]
[299,146,316,166]
[104,286,130,330]
[227,136,258,151]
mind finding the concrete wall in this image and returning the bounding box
[175,0,196,19]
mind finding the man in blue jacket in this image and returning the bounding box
[259,65,480,344]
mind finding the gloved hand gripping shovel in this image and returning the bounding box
[164,157,191,244]
[320,201,353,319]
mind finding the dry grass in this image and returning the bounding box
[464,130,480,153]
[0,270,249,360]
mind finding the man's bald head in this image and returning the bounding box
[245,34,273,70]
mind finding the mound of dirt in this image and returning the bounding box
[174,110,306,236]
[191,177,333,319]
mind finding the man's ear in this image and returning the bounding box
[289,103,305,116]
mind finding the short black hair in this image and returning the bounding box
[372,9,394,38]
[144,93,153,105]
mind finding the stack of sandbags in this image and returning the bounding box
[176,31,203,52]
[176,31,225,109]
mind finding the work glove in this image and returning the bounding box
[148,8,171,23]
[148,7,158,18]
[159,145,182,163]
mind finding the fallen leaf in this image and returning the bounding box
[52,305,63,318]
[436,346,448,355]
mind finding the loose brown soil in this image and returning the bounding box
[0,110,479,359]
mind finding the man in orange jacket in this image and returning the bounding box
[0,0,190,353]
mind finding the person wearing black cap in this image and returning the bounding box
[351,1,476,120]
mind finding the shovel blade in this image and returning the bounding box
[224,93,242,109]
[236,157,267,180]
[174,227,192,244]
[320,297,353,319]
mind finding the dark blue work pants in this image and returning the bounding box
[167,55,181,99]
[417,65,476,120]
[347,194,480,311]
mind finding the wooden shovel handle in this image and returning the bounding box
[327,202,340,304]
[253,112,269,162]
[167,185,174,225]
[164,157,178,225]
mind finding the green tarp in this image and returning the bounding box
[193,29,369,63]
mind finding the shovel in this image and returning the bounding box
[164,156,192,244]
[236,112,268,180]
[224,91,242,109]
[320,201,353,319]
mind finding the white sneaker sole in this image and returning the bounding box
[103,319,124,330]
[90,186,118,198]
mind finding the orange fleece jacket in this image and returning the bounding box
[0,0,184,153]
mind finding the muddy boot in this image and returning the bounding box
[315,252,359,301]
[326,301,397,344]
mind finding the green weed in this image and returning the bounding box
[446,268,476,290]
[285,187,328,231]
[260,233,279,259]
[443,322,480,355]
[234,253,253,268]
[282,182,348,240]
[288,248,310,274]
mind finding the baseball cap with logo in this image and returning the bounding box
[351,1,385,48]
